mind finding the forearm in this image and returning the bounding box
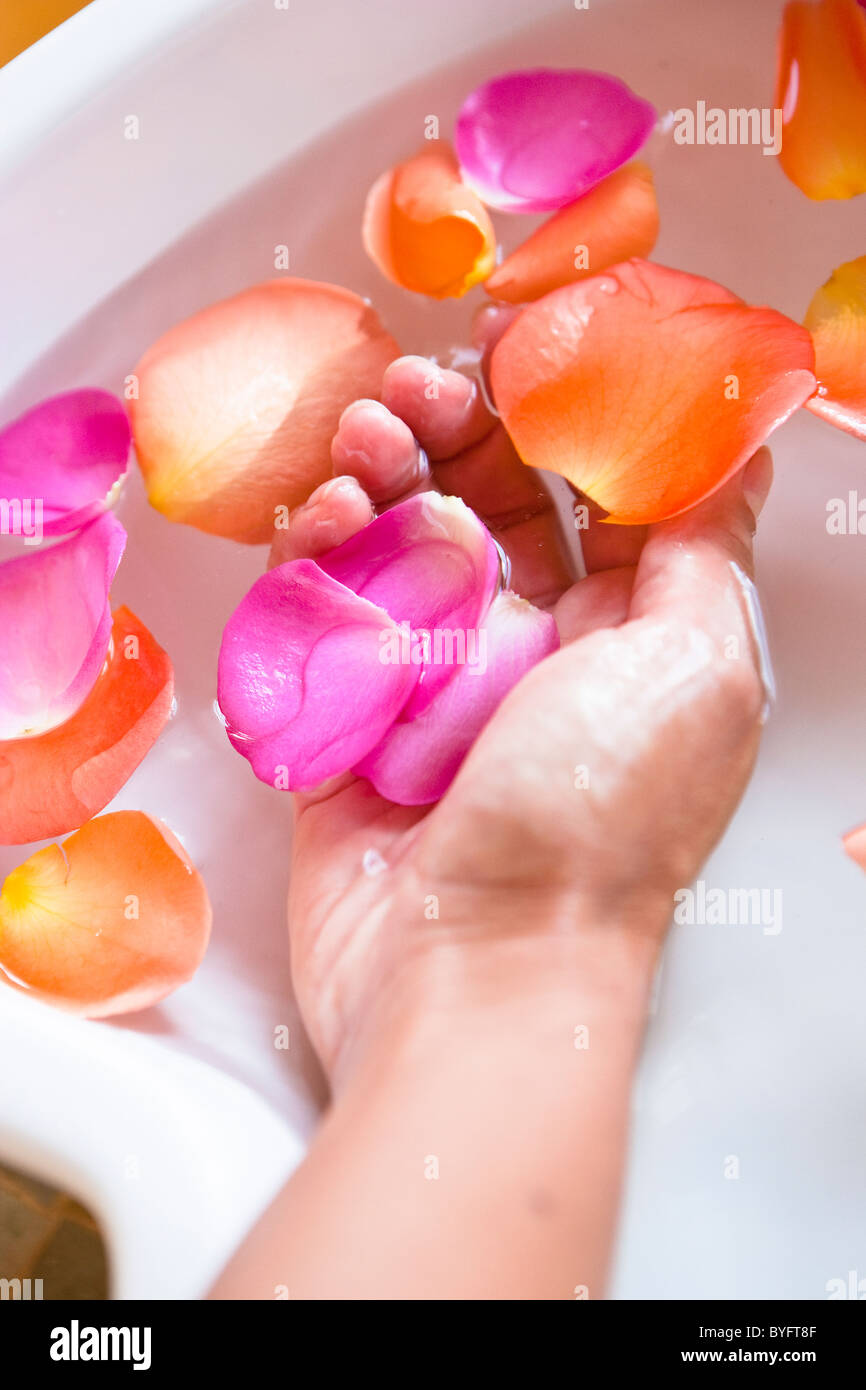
[210,906,661,1301]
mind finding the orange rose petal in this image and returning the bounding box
[363,144,496,299]
[0,811,211,1017]
[843,822,866,870]
[130,279,400,543]
[775,0,866,200]
[490,259,816,526]
[485,162,659,304]
[804,254,866,440]
[0,607,173,846]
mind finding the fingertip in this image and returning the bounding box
[471,302,520,359]
[268,476,373,567]
[382,353,494,460]
[741,446,774,526]
[331,397,425,500]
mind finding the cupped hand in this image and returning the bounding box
[276,308,774,1080]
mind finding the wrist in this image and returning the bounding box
[331,880,665,1092]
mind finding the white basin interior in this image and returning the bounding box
[0,0,865,1299]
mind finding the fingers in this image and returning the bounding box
[630,448,771,621]
[376,351,577,606]
[330,398,430,502]
[435,428,575,604]
[553,565,635,643]
[627,447,775,720]
[576,494,648,575]
[268,476,374,568]
[381,356,495,461]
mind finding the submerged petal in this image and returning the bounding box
[775,0,866,200]
[0,811,211,1017]
[0,389,130,537]
[455,68,656,213]
[843,822,866,871]
[804,254,866,440]
[490,260,816,525]
[0,512,126,739]
[363,144,496,298]
[130,279,400,543]
[318,492,501,714]
[355,592,559,804]
[0,607,174,846]
[485,163,659,303]
[217,558,419,790]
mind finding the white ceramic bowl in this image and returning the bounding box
[1,0,864,1299]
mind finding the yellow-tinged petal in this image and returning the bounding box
[363,145,496,299]
[0,812,211,1017]
[804,254,866,440]
[129,279,400,543]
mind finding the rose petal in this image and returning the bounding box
[455,68,656,214]
[803,254,866,440]
[0,389,130,538]
[0,512,125,739]
[490,260,816,526]
[0,811,211,1017]
[843,822,866,870]
[362,144,496,298]
[485,162,659,304]
[318,493,501,715]
[0,607,174,846]
[218,558,419,790]
[355,591,558,804]
[775,0,866,200]
[130,279,400,543]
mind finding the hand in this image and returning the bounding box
[277,308,774,1083]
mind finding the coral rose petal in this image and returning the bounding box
[129,279,400,543]
[490,260,817,525]
[0,811,211,1018]
[362,144,496,298]
[355,592,559,805]
[455,68,656,213]
[843,822,866,870]
[217,558,419,790]
[485,162,659,303]
[0,607,174,846]
[804,254,866,440]
[775,0,866,200]
[0,512,125,739]
[0,389,130,537]
[318,493,501,715]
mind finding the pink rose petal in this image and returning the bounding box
[0,390,130,537]
[318,492,501,716]
[217,558,420,791]
[0,512,126,740]
[354,591,559,804]
[455,68,657,213]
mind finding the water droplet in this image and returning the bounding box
[493,537,512,590]
[169,696,179,720]
[362,847,388,877]
[212,699,228,728]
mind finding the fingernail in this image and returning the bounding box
[730,561,776,724]
[741,446,773,524]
